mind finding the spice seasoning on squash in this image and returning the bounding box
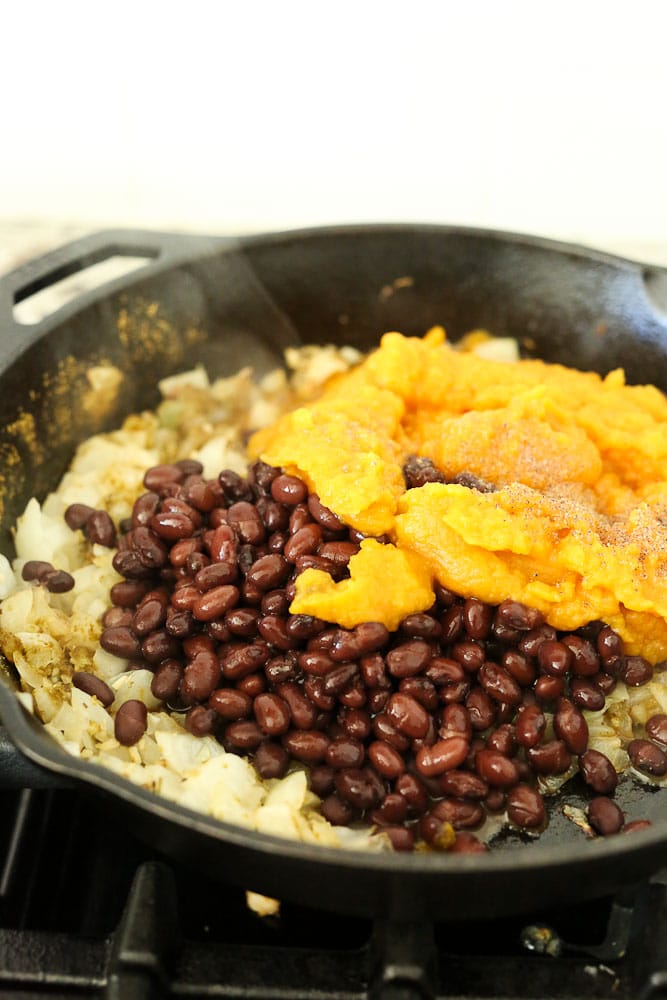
[250,327,667,661]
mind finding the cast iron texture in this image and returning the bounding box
[0,224,666,920]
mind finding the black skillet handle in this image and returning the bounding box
[0,228,235,337]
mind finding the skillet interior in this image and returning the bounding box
[0,224,666,920]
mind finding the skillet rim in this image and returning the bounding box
[0,221,665,883]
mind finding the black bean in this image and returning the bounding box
[115,700,147,746]
[185,706,217,736]
[431,796,485,831]
[283,729,330,763]
[225,720,264,750]
[537,640,573,677]
[475,749,519,788]
[321,793,355,826]
[64,503,96,530]
[415,736,469,776]
[271,474,308,506]
[386,640,432,678]
[85,510,117,547]
[307,493,346,530]
[570,677,606,712]
[151,659,183,702]
[440,770,488,800]
[326,736,365,770]
[218,469,253,503]
[588,796,624,836]
[527,740,572,775]
[619,655,653,687]
[646,714,667,747]
[507,784,546,829]
[561,634,600,676]
[628,738,667,776]
[44,569,76,593]
[478,661,522,705]
[209,687,253,720]
[578,748,618,794]
[100,626,142,659]
[451,640,485,673]
[463,598,493,639]
[597,624,623,660]
[72,671,114,707]
[554,698,589,755]
[515,704,546,748]
[334,767,384,811]
[254,693,291,735]
[399,613,442,641]
[254,741,290,779]
[495,599,544,631]
[22,559,54,582]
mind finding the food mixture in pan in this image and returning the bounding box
[1,328,667,853]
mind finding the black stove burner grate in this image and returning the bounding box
[1,768,666,998]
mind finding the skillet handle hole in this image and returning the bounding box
[12,252,156,326]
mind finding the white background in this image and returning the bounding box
[2,0,667,262]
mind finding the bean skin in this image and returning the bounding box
[114,700,147,746]
[185,706,217,736]
[226,501,266,545]
[371,793,408,826]
[368,740,406,779]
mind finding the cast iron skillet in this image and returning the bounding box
[0,224,666,921]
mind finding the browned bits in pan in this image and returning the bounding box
[76,460,658,850]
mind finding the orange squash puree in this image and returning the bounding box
[249,328,667,660]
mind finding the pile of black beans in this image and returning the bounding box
[64,457,667,852]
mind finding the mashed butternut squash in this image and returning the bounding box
[249,328,667,661]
